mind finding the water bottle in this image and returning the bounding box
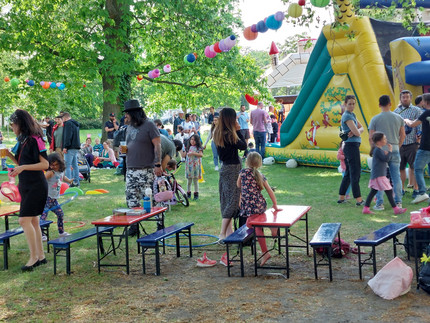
[143,196,151,213]
[145,186,153,209]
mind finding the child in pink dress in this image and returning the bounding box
[363,132,407,215]
[237,152,280,266]
[185,134,203,200]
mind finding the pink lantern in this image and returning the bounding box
[204,46,217,58]
[152,69,160,78]
[163,64,171,73]
[148,71,154,78]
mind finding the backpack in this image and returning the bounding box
[316,237,350,258]
[403,228,430,258]
[418,244,430,294]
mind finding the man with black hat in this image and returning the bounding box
[123,99,162,236]
[105,112,119,156]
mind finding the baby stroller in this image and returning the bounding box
[77,151,91,183]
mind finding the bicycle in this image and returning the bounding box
[165,161,189,207]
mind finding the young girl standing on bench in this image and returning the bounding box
[363,132,407,215]
[237,152,280,266]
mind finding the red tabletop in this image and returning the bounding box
[408,223,430,229]
[0,204,20,217]
[91,207,167,226]
[248,205,311,227]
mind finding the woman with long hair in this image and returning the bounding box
[6,109,49,271]
[213,107,247,251]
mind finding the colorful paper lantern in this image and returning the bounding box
[256,20,268,33]
[28,80,35,86]
[83,84,86,88]
[152,69,160,78]
[274,11,285,21]
[58,83,65,90]
[243,26,258,41]
[266,15,283,29]
[148,70,154,78]
[137,74,143,81]
[251,24,258,33]
[50,82,56,89]
[311,0,330,7]
[163,64,171,73]
[42,82,50,89]
[4,77,10,82]
[10,78,19,87]
[213,42,222,53]
[288,3,303,18]
[40,81,45,86]
[245,94,259,106]
[204,46,217,58]
[186,53,196,63]
[298,0,306,6]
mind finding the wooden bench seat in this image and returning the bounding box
[310,223,342,281]
[137,222,194,275]
[354,223,409,279]
[223,224,254,277]
[48,226,114,275]
[0,220,53,270]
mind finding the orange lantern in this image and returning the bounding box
[4,77,10,82]
[243,26,258,41]
[42,82,50,89]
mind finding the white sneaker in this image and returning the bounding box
[41,235,48,242]
[59,232,71,238]
[373,204,384,211]
[411,193,429,204]
[214,166,219,171]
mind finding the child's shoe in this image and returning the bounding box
[59,232,71,238]
[393,206,407,215]
[187,191,191,198]
[196,252,217,267]
[219,252,232,267]
[41,234,48,242]
[193,192,199,200]
[362,206,374,214]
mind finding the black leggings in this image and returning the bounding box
[365,188,396,208]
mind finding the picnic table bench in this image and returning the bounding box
[223,224,255,277]
[354,223,409,279]
[310,223,342,281]
[0,220,53,270]
[137,222,194,275]
[48,226,114,275]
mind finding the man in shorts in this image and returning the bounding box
[394,90,422,198]
[237,104,250,158]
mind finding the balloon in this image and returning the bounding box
[50,82,56,89]
[288,3,303,18]
[275,11,285,21]
[42,82,50,89]
[311,0,330,7]
[28,80,35,86]
[213,42,222,53]
[59,83,65,90]
[4,77,10,82]
[60,182,69,195]
[250,24,257,33]
[245,94,259,106]
[40,81,45,86]
[94,189,109,193]
[243,26,258,41]
[204,46,217,58]
[137,74,143,80]
[152,69,160,78]
[256,20,268,33]
[163,64,171,73]
[10,78,19,87]
[298,0,306,5]
[266,15,282,29]
[65,187,84,195]
[186,53,196,63]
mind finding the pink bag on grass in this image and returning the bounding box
[367,257,413,300]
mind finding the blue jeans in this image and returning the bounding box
[64,149,80,184]
[253,131,266,158]
[414,149,430,194]
[211,140,219,167]
[376,150,402,205]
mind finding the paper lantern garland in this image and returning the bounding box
[243,11,285,41]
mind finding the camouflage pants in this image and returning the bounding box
[125,168,155,208]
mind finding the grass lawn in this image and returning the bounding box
[0,126,427,321]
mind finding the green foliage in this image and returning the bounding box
[79,118,103,130]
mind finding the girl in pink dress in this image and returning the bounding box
[363,132,407,215]
[185,134,203,200]
[237,152,280,266]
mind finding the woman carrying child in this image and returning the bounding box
[41,153,74,240]
[185,134,203,200]
[237,152,280,266]
[362,132,407,215]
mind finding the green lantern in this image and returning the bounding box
[288,3,303,18]
[311,0,330,8]
[10,78,19,87]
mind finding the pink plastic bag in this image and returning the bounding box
[367,257,413,300]
[154,190,174,203]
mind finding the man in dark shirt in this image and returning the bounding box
[208,106,215,125]
[105,113,119,157]
[173,111,184,135]
[62,112,81,187]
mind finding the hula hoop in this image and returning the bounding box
[44,191,78,213]
[162,233,219,248]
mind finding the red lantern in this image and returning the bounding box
[213,42,222,53]
[83,84,86,88]
[243,26,258,41]
[137,74,143,81]
[298,0,306,5]
[245,94,259,105]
